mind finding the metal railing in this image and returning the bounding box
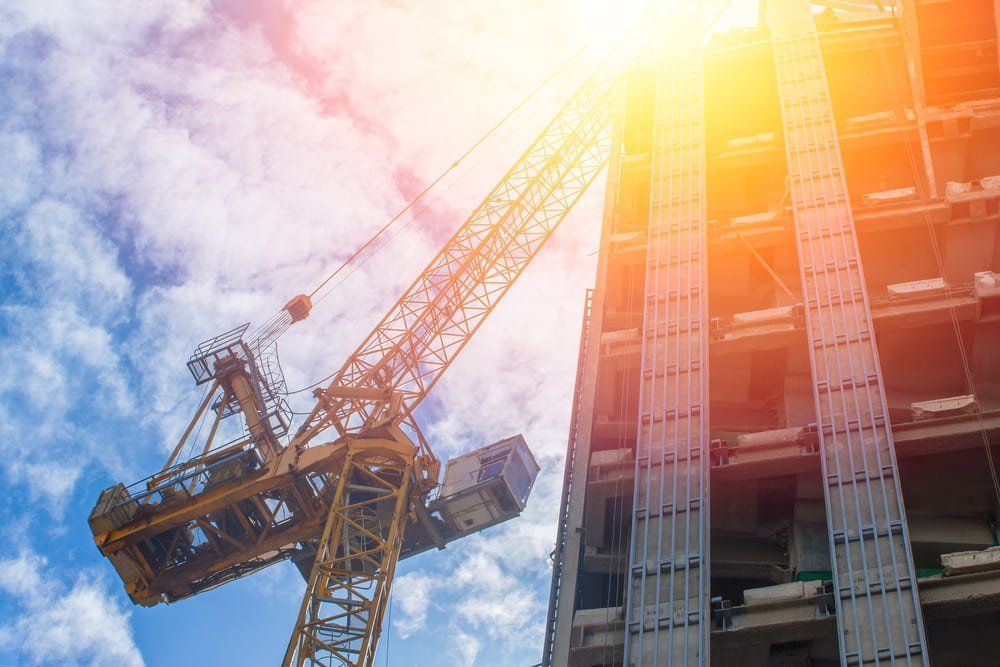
[542,288,593,667]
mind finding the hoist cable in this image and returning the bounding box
[306,35,602,303]
[875,39,1000,507]
[282,28,617,397]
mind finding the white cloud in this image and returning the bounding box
[452,551,545,643]
[0,552,46,599]
[450,627,483,666]
[0,199,136,512]
[0,551,144,667]
[0,132,43,217]
[18,200,130,311]
[393,572,439,638]
[458,591,540,640]
[7,462,82,513]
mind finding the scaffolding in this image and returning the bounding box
[623,12,711,665]
[767,0,929,661]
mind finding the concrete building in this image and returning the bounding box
[544,1,1000,665]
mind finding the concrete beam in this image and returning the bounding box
[704,288,979,360]
[583,410,1000,488]
[871,291,978,330]
[568,607,625,667]
[568,566,1000,662]
[713,409,1000,482]
[909,515,996,553]
[712,536,791,584]
[941,546,1000,576]
[920,569,1000,619]
[892,408,1000,457]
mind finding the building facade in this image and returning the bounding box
[544,1,1000,665]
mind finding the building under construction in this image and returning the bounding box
[85,0,1000,664]
[545,0,1000,665]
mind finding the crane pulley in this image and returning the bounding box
[89,17,651,667]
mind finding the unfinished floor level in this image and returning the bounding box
[544,1,1000,665]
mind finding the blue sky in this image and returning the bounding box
[0,2,633,665]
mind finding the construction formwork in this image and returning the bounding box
[545,1,1000,665]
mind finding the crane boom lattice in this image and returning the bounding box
[299,33,647,445]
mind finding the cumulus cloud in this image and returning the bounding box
[0,198,135,513]
[393,572,439,638]
[0,551,144,667]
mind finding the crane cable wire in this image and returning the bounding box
[876,38,1000,508]
[287,7,711,399]
[283,111,542,398]
[306,34,606,305]
[283,110,537,398]
[282,28,620,398]
[309,93,537,310]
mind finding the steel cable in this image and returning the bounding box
[876,37,1000,508]
[306,36,605,304]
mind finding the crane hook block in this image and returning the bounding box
[283,294,312,323]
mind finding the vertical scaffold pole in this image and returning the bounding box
[543,289,594,667]
[767,0,929,664]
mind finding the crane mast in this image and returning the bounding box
[89,21,650,667]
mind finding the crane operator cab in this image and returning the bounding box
[437,435,540,530]
[391,435,541,561]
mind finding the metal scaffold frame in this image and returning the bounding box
[624,11,711,665]
[767,0,929,663]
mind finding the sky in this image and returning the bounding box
[0,1,644,665]
[0,1,764,665]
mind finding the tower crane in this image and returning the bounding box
[88,18,650,667]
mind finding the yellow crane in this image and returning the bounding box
[88,20,650,667]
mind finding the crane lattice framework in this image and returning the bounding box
[89,18,652,667]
